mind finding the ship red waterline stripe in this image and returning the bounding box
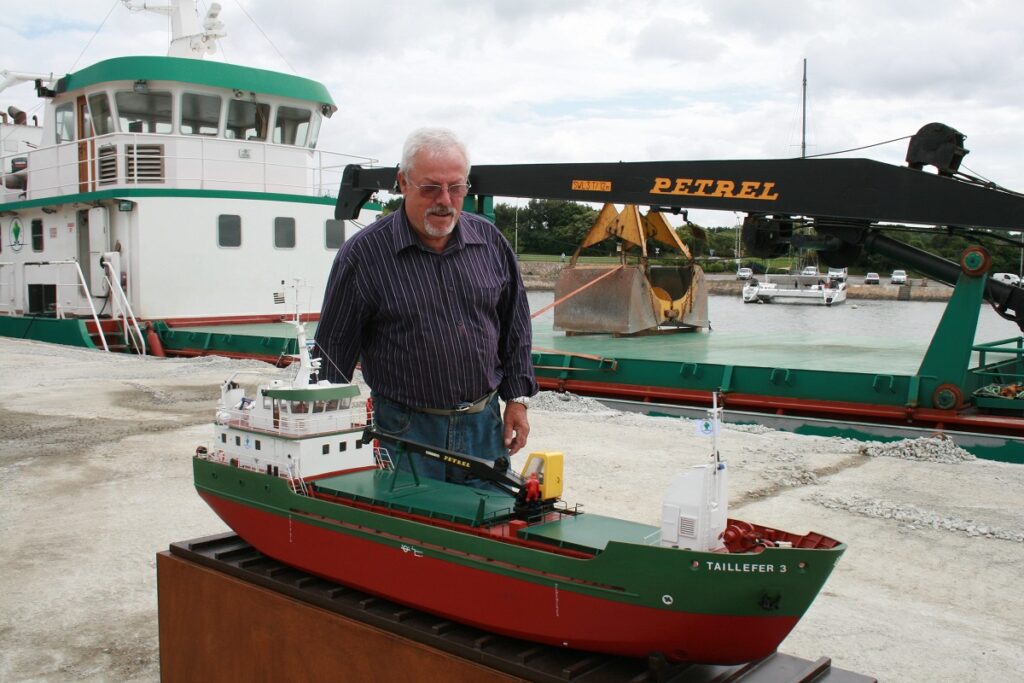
[199,492,799,664]
[540,378,1024,435]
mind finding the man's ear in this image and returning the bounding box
[395,169,407,194]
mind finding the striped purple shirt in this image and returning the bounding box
[315,206,537,409]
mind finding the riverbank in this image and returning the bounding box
[518,261,952,300]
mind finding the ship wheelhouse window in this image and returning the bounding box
[30,219,43,252]
[218,215,241,248]
[226,99,270,141]
[325,220,345,249]
[88,93,114,137]
[54,102,75,143]
[273,106,312,146]
[274,217,296,249]
[115,91,172,134]
[181,93,222,136]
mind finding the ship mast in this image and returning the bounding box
[801,57,807,159]
[122,0,226,59]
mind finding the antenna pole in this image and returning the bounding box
[801,58,807,159]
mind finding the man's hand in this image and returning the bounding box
[502,401,530,455]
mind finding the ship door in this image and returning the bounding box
[76,95,94,193]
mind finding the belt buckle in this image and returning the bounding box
[454,402,473,413]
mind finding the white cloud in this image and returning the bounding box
[3,0,1023,225]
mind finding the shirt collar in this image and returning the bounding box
[391,202,485,254]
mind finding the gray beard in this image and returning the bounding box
[423,209,456,238]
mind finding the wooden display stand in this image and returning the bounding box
[157,552,518,683]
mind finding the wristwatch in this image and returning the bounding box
[508,396,530,408]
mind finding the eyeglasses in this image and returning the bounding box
[410,181,472,200]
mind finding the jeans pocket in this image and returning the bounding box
[373,396,412,437]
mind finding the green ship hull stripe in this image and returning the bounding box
[194,458,842,617]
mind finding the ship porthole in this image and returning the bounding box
[662,595,673,606]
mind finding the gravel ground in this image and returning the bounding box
[1,338,1022,682]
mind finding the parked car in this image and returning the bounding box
[736,267,753,280]
[864,272,880,285]
[827,267,848,282]
[801,266,819,277]
[992,272,1021,286]
[890,269,908,285]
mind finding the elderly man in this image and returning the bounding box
[315,127,537,485]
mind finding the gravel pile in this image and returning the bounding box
[858,435,976,463]
[809,493,1024,543]
[530,391,618,415]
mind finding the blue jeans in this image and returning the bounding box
[371,393,509,486]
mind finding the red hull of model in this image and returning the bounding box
[201,493,799,663]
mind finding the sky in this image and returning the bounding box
[2,0,1023,227]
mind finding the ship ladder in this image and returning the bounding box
[374,446,394,471]
[286,461,308,496]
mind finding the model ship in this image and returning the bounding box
[194,324,845,664]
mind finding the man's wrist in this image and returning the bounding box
[508,396,530,408]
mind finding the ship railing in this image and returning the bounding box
[970,336,1024,384]
[373,446,394,471]
[286,460,308,496]
[3,132,379,204]
[1,259,109,351]
[223,402,371,437]
[101,257,146,355]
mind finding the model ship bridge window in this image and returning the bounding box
[218,214,241,248]
[325,219,344,249]
[181,93,222,135]
[274,217,296,248]
[226,99,270,141]
[273,106,312,146]
[115,91,172,134]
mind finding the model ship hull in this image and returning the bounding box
[195,458,843,664]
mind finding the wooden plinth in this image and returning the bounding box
[156,551,519,683]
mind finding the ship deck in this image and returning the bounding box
[312,468,663,552]
[166,320,927,374]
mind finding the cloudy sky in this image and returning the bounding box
[3,1,1022,225]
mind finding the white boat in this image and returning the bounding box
[742,276,847,306]
[0,1,380,352]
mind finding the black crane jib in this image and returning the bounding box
[336,157,1024,232]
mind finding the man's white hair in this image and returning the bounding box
[400,127,471,177]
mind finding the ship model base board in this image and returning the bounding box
[158,533,877,683]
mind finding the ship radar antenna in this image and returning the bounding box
[122,0,226,59]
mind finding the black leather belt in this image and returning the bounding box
[415,391,496,416]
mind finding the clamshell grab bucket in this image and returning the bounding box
[553,264,708,335]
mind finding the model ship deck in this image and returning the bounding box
[312,469,661,554]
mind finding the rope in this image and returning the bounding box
[530,265,624,319]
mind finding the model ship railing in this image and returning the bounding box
[216,402,371,437]
[0,132,379,204]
